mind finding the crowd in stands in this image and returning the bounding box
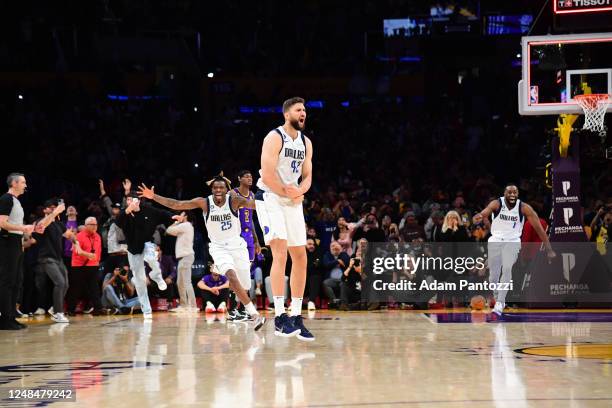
[3,77,610,320]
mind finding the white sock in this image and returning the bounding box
[244,302,258,316]
[273,296,285,317]
[290,297,303,317]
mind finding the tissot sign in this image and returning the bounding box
[554,0,612,14]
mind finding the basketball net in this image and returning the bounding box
[574,93,610,139]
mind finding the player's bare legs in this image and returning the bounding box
[287,246,306,301]
[269,239,288,301]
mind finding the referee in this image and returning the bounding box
[0,173,35,330]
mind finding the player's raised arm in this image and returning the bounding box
[260,132,287,197]
[473,199,500,224]
[138,183,206,211]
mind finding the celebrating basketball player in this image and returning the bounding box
[473,184,556,317]
[255,97,314,341]
[138,173,266,331]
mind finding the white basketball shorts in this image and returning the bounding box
[208,241,251,290]
[255,190,307,247]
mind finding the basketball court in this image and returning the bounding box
[2,310,612,407]
[2,1,612,407]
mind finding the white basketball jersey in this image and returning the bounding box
[490,197,524,242]
[204,194,242,245]
[257,126,306,192]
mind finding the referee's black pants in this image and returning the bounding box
[0,235,24,321]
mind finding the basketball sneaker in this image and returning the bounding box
[307,301,316,311]
[143,313,153,319]
[492,301,505,317]
[252,314,266,331]
[274,313,300,337]
[228,310,249,322]
[205,302,216,313]
[33,308,45,316]
[291,315,315,341]
[51,313,69,324]
[170,306,187,313]
[217,301,227,313]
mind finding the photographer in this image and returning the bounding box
[339,250,364,311]
[101,263,140,314]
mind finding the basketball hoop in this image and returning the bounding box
[574,94,610,138]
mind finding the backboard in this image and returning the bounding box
[518,32,612,116]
